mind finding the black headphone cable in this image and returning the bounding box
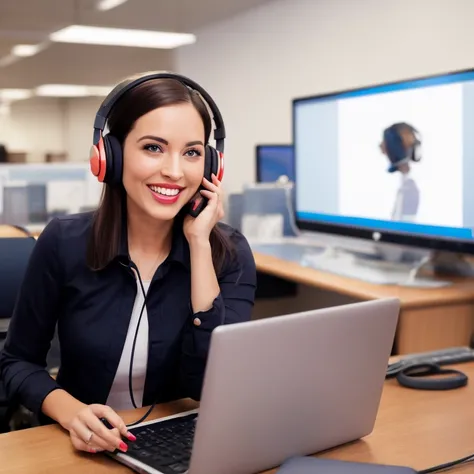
[417,452,474,473]
[117,260,157,427]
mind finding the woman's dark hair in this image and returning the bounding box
[86,78,234,274]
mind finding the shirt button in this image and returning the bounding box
[193,317,202,327]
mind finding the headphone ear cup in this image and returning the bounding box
[89,135,107,182]
[103,134,123,185]
[412,142,422,162]
[204,145,216,181]
[205,146,220,181]
[102,135,114,184]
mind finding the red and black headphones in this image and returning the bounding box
[89,71,225,217]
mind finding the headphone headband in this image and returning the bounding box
[92,71,226,153]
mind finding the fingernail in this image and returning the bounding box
[89,448,97,454]
[127,432,136,441]
[119,441,128,452]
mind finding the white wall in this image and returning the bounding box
[0,97,100,164]
[0,98,67,162]
[64,97,104,163]
[175,0,474,194]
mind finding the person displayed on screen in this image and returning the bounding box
[379,122,422,222]
[0,72,257,454]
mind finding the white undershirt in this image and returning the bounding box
[106,280,150,411]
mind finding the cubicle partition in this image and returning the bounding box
[0,163,103,228]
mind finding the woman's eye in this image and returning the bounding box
[185,149,201,157]
[144,144,162,153]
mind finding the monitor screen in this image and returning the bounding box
[256,145,295,183]
[293,68,474,251]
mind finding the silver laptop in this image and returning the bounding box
[111,298,400,474]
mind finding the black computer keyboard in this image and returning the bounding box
[125,413,197,474]
[386,346,474,378]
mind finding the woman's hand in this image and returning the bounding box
[184,174,225,244]
[66,404,136,454]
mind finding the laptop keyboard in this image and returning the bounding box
[126,413,197,474]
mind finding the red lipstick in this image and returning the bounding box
[147,183,183,205]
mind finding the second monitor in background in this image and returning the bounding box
[256,144,295,183]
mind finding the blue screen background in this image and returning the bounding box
[294,69,474,241]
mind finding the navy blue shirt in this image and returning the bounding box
[0,212,256,421]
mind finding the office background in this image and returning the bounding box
[3,4,474,469]
[2,0,474,317]
[1,0,473,193]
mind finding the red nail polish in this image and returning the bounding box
[119,441,128,452]
[89,448,96,454]
[127,433,136,441]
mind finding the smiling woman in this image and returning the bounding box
[0,72,257,456]
[120,100,207,226]
[138,135,205,205]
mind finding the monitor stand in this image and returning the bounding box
[300,245,474,288]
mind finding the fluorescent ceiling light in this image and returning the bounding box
[49,25,196,49]
[35,84,112,97]
[11,44,43,57]
[0,89,33,101]
[97,0,128,11]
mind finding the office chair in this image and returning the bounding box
[0,236,35,329]
[0,237,36,432]
[0,234,62,432]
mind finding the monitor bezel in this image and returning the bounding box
[255,144,294,183]
[292,67,474,255]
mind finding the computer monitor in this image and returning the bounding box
[256,144,295,183]
[293,68,474,256]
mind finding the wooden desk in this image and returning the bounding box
[1,362,474,473]
[8,222,474,353]
[254,252,474,354]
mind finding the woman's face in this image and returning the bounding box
[122,102,206,222]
